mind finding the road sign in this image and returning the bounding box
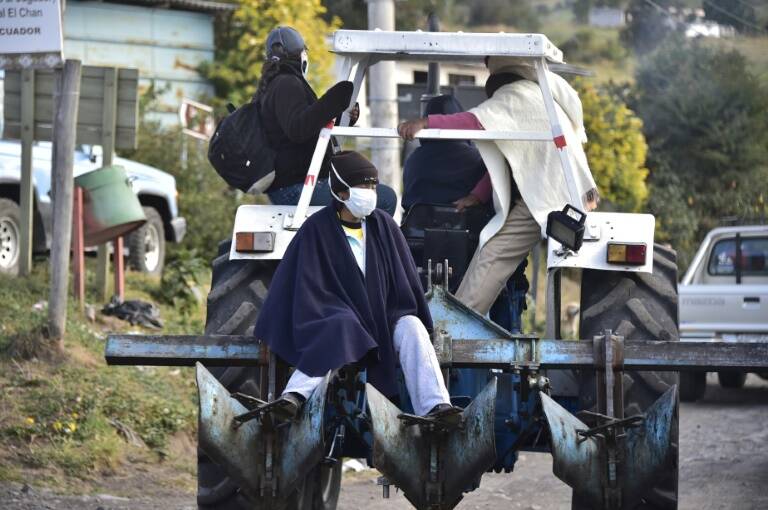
[3,65,139,149]
[0,0,64,69]
[179,97,214,141]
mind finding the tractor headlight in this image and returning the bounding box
[546,205,586,252]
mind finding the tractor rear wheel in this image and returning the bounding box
[679,371,707,402]
[718,371,747,389]
[574,244,680,510]
[197,241,341,510]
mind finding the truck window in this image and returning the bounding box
[708,237,768,276]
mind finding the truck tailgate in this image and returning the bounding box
[680,284,768,337]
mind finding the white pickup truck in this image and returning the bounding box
[679,224,768,401]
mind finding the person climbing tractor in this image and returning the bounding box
[253,150,461,424]
[399,56,599,316]
[257,26,397,215]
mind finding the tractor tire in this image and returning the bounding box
[718,371,747,389]
[574,244,680,510]
[197,240,341,510]
[294,462,343,510]
[679,372,707,402]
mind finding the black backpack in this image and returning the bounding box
[208,101,276,194]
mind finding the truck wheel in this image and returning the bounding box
[198,241,341,510]
[575,244,679,510]
[718,371,746,389]
[0,198,21,276]
[128,206,165,276]
[679,372,707,402]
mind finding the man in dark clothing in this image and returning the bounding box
[254,151,459,423]
[257,26,397,215]
[402,95,488,211]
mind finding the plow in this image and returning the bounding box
[106,276,768,509]
[104,28,768,509]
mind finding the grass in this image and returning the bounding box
[0,259,209,490]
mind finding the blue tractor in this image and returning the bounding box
[106,29,768,510]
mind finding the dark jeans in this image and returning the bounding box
[267,178,398,217]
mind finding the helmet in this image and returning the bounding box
[266,26,306,62]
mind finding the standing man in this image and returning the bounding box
[254,151,461,424]
[399,57,598,315]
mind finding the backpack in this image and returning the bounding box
[207,100,276,194]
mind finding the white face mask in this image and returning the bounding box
[301,50,309,78]
[344,188,377,218]
[330,163,378,218]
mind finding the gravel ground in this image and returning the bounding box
[2,374,766,510]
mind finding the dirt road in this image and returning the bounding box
[1,375,766,510]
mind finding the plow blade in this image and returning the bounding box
[366,378,497,510]
[196,363,328,508]
[541,387,677,509]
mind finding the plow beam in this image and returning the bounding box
[106,335,768,372]
[366,379,497,510]
[542,386,677,509]
[196,363,328,508]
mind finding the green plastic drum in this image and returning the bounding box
[74,165,146,247]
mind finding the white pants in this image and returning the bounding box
[283,315,451,416]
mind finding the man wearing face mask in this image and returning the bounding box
[254,151,460,424]
[256,26,397,216]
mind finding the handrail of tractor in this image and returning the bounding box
[330,126,553,141]
[105,334,768,372]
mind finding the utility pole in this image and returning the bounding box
[48,59,82,344]
[425,13,441,100]
[367,0,400,197]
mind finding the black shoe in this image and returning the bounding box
[233,392,305,426]
[426,403,463,428]
[270,392,305,423]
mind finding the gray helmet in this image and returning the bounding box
[266,26,306,62]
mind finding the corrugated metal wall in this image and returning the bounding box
[64,0,216,124]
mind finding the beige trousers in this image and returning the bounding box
[455,199,542,315]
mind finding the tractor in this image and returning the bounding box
[105,30,768,510]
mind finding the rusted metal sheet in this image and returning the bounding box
[105,335,263,366]
[542,387,677,510]
[541,392,603,505]
[196,363,328,506]
[367,378,497,509]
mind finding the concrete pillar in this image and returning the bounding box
[367,0,400,197]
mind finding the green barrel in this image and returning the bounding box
[75,165,146,247]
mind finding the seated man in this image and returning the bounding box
[254,150,460,423]
[402,95,490,212]
[399,57,598,316]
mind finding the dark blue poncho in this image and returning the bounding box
[402,95,487,210]
[254,205,432,397]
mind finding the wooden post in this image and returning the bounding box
[95,67,119,300]
[19,69,35,276]
[71,186,85,306]
[114,236,125,301]
[48,59,82,343]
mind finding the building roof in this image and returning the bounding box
[105,0,237,14]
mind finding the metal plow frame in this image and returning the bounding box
[366,379,498,510]
[196,363,329,508]
[542,386,677,509]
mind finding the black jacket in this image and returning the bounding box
[259,68,352,191]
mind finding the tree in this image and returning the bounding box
[621,0,679,54]
[575,79,649,213]
[200,0,341,107]
[324,0,439,30]
[704,0,763,34]
[634,41,768,265]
